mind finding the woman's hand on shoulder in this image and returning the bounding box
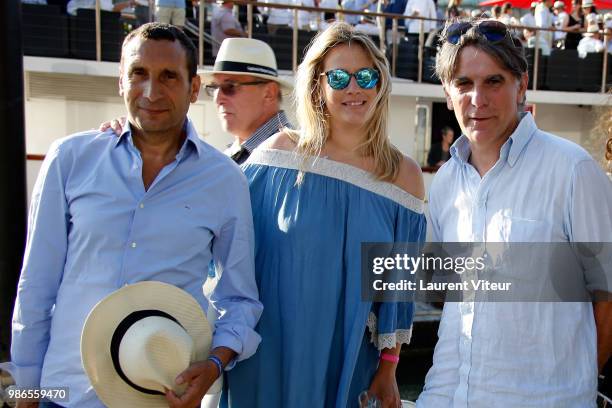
[394,155,425,200]
[258,131,298,151]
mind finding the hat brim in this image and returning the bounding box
[198,69,294,94]
[81,281,213,408]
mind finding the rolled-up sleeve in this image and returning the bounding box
[209,170,262,368]
[11,140,70,387]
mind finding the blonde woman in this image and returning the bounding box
[224,22,426,407]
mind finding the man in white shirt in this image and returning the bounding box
[534,0,553,47]
[552,0,568,45]
[262,0,291,33]
[67,0,133,16]
[520,1,537,27]
[578,22,604,58]
[211,1,245,57]
[417,20,612,407]
[403,0,437,34]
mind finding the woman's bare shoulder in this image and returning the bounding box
[259,131,298,151]
[393,155,425,200]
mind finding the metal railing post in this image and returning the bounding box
[392,18,398,77]
[293,9,298,72]
[198,0,204,66]
[533,29,540,90]
[602,32,609,93]
[95,0,101,61]
[418,18,424,83]
[149,0,154,23]
[247,3,253,38]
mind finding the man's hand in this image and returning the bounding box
[98,116,126,136]
[165,360,219,408]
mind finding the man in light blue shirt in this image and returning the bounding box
[11,23,262,408]
[417,21,612,407]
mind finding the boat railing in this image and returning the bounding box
[20,0,612,94]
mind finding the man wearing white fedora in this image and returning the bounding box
[11,23,262,408]
[200,37,293,164]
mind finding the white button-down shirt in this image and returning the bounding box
[417,113,612,407]
[403,0,437,34]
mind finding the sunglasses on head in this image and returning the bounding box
[321,68,380,90]
[445,20,509,45]
[204,80,269,97]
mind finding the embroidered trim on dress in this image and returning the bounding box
[366,312,413,351]
[245,149,425,214]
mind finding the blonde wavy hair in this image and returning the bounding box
[287,22,403,184]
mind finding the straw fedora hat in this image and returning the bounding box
[199,38,293,91]
[81,281,216,408]
[582,0,594,7]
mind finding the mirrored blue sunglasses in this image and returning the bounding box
[446,20,509,45]
[322,68,380,90]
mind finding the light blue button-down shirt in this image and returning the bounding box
[11,120,262,407]
[418,112,612,407]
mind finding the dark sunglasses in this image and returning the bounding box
[204,80,269,97]
[446,20,509,45]
[321,68,380,90]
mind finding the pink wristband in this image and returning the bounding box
[380,353,400,363]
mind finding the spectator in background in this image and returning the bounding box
[403,0,436,34]
[155,0,186,27]
[67,0,134,15]
[355,15,380,34]
[262,0,291,33]
[605,13,612,53]
[294,0,320,30]
[535,0,554,48]
[564,0,583,48]
[491,5,501,20]
[211,0,244,57]
[520,1,538,27]
[525,27,552,54]
[582,0,597,26]
[383,0,407,44]
[320,0,339,21]
[578,20,604,57]
[445,0,462,20]
[134,0,151,26]
[553,1,569,47]
[341,0,368,25]
[499,2,518,26]
[427,126,454,168]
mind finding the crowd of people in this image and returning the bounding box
[21,0,612,60]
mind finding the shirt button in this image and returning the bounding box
[139,203,144,209]
[131,242,137,248]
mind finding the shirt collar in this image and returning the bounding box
[115,118,203,158]
[241,110,291,153]
[450,112,537,167]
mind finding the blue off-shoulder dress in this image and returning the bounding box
[225,149,426,408]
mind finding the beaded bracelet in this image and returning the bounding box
[207,355,224,378]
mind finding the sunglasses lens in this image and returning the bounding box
[479,22,507,42]
[326,69,351,90]
[220,83,237,96]
[355,68,379,89]
[446,22,471,44]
